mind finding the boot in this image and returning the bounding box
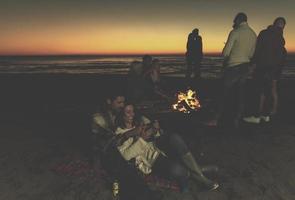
[182,152,219,190]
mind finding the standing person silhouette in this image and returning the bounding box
[206,13,257,128]
[185,28,203,79]
[243,17,287,124]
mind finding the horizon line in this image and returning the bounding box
[0,51,295,57]
[0,52,220,57]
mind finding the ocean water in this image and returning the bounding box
[0,55,294,79]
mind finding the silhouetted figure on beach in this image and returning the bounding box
[143,58,171,101]
[127,55,153,102]
[185,28,203,79]
[127,55,170,103]
[206,12,257,128]
[243,17,287,124]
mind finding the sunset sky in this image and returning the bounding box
[0,0,294,55]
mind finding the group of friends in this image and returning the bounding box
[92,93,219,200]
[187,13,287,127]
[90,12,287,200]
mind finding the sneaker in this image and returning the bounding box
[260,115,270,122]
[205,181,219,191]
[210,183,219,191]
[243,116,261,124]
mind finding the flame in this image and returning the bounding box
[172,89,201,113]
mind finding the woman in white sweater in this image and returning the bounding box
[115,102,219,191]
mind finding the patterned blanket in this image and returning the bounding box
[51,156,180,192]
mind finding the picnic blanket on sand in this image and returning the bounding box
[50,155,180,192]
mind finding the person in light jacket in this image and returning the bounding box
[206,12,257,127]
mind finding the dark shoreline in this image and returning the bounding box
[1,73,294,112]
[1,72,294,139]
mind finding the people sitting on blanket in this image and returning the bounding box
[127,55,171,103]
[114,102,219,192]
[91,93,161,200]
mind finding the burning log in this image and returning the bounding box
[172,89,201,113]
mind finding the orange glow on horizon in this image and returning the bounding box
[0,24,294,56]
[1,0,295,56]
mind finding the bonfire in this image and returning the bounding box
[172,89,201,113]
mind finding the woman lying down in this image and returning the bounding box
[114,102,219,192]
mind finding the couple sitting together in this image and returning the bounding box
[92,93,218,198]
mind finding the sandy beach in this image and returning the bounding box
[1,0,295,197]
[1,74,295,200]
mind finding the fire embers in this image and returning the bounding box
[172,89,201,113]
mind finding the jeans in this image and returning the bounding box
[155,133,189,159]
[153,133,190,190]
[186,58,201,78]
[152,154,189,191]
[252,67,274,116]
[217,63,250,121]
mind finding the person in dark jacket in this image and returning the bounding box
[243,17,287,124]
[185,28,203,79]
[127,55,171,103]
[127,55,153,102]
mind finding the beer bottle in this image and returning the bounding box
[112,179,120,200]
